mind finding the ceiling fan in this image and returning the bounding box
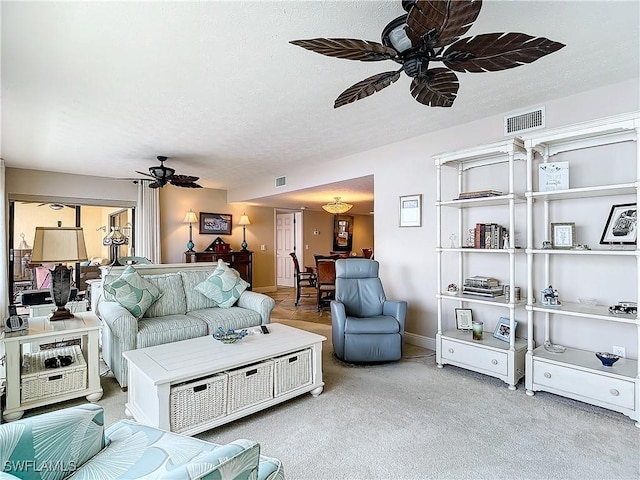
[290,0,565,108]
[136,156,202,189]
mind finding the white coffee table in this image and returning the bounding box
[123,323,325,435]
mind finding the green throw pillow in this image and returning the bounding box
[103,265,163,318]
[195,260,250,308]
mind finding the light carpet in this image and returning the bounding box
[32,319,640,480]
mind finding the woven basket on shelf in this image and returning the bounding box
[274,349,312,397]
[227,360,274,414]
[170,373,228,433]
[21,345,87,402]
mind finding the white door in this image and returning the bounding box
[276,213,295,287]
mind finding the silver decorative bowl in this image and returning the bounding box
[213,328,248,344]
[595,352,620,367]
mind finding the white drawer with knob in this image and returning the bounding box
[441,338,508,376]
[532,359,635,410]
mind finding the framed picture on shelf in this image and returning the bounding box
[399,194,422,227]
[199,213,232,235]
[551,222,576,249]
[493,317,517,342]
[600,203,637,245]
[455,308,473,330]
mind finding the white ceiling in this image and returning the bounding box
[2,1,639,214]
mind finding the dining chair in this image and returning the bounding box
[314,256,337,311]
[361,248,373,259]
[289,252,316,306]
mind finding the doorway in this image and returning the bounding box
[275,211,303,287]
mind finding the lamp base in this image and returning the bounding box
[241,240,248,250]
[187,240,195,252]
[49,306,74,321]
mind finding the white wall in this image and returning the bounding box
[230,78,640,356]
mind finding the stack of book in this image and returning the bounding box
[472,223,507,249]
[463,276,504,297]
[455,190,503,200]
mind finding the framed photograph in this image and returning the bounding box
[551,222,576,249]
[600,203,637,245]
[455,308,473,330]
[199,212,232,235]
[400,194,422,227]
[493,317,518,342]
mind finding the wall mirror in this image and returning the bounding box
[333,215,354,251]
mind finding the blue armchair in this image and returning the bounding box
[0,404,284,480]
[330,259,407,363]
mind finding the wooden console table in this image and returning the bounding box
[184,250,253,286]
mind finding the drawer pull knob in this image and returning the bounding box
[491,359,498,365]
[544,372,551,379]
[610,389,619,396]
[448,348,454,354]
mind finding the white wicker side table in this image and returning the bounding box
[2,311,103,421]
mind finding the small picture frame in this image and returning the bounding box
[455,308,473,330]
[199,213,232,235]
[600,203,637,245]
[551,222,576,249]
[493,317,518,342]
[399,194,422,227]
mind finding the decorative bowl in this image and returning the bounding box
[595,352,620,367]
[213,327,248,344]
[578,297,597,306]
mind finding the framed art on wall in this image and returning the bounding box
[199,213,232,235]
[399,194,422,227]
[600,203,637,245]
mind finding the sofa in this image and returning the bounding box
[98,262,276,388]
[0,404,284,480]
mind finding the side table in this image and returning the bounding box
[2,311,103,421]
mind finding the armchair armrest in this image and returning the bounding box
[383,300,407,333]
[237,291,276,325]
[0,404,105,478]
[330,300,347,354]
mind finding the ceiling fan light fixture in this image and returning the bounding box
[322,197,353,214]
[381,15,412,53]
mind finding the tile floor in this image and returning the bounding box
[265,287,331,324]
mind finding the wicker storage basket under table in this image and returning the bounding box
[169,373,228,433]
[227,360,274,414]
[274,348,312,397]
[21,345,87,403]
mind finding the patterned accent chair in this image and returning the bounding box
[0,404,284,480]
[331,258,407,363]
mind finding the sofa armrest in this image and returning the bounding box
[158,439,261,480]
[237,291,276,325]
[383,300,407,333]
[99,301,138,350]
[0,404,105,478]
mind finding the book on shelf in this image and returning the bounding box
[462,286,505,297]
[455,190,503,200]
[472,223,507,249]
[464,276,500,288]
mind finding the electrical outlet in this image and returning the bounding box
[260,245,266,251]
[612,346,626,358]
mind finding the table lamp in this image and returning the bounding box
[238,214,251,250]
[103,226,129,266]
[183,210,198,252]
[31,226,88,321]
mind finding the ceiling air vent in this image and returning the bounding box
[504,107,545,136]
[275,176,287,188]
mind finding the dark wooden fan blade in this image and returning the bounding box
[406,0,482,48]
[135,170,156,179]
[443,33,565,73]
[149,181,162,189]
[334,70,402,108]
[290,38,397,62]
[410,68,459,107]
[170,175,202,188]
[171,181,203,188]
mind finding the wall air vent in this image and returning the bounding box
[275,176,286,188]
[504,107,545,136]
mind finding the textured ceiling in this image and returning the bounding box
[2,1,639,214]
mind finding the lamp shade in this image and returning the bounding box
[183,210,198,224]
[103,226,129,246]
[31,227,88,263]
[238,214,251,226]
[322,197,353,214]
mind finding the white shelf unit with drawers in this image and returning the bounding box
[435,138,528,390]
[522,111,640,426]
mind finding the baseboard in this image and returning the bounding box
[254,285,278,294]
[404,331,435,352]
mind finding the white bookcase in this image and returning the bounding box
[434,139,527,390]
[521,111,640,426]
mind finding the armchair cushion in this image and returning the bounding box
[196,260,250,308]
[103,265,162,318]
